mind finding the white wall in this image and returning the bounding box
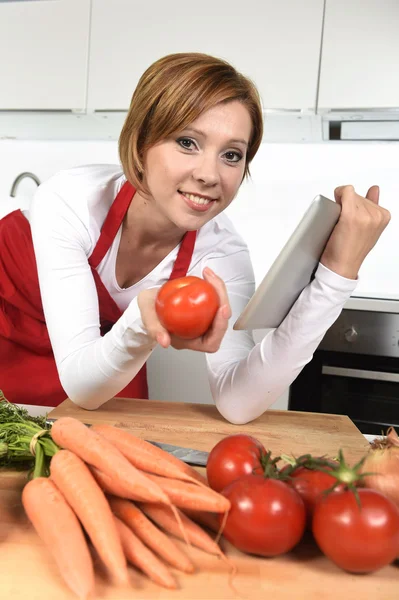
[1,139,398,409]
[0,140,120,216]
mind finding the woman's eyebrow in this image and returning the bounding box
[181,127,248,148]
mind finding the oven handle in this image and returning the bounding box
[322,366,399,383]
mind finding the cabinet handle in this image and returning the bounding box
[322,366,399,383]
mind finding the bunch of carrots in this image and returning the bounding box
[0,398,230,599]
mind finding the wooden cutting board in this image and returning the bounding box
[47,397,371,465]
[0,398,397,600]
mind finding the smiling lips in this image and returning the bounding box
[179,191,217,212]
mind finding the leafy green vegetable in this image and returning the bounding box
[0,391,59,477]
[0,390,48,428]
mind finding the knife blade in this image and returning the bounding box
[45,418,209,467]
[146,440,209,466]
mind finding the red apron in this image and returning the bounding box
[0,181,196,407]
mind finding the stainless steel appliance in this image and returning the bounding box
[288,295,399,435]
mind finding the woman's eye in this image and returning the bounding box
[224,151,243,163]
[177,137,196,150]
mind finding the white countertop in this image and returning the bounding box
[363,434,384,444]
[18,404,52,418]
[345,295,399,313]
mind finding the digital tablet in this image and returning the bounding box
[233,194,341,331]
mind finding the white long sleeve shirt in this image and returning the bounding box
[28,164,357,424]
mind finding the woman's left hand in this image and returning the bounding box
[320,185,391,280]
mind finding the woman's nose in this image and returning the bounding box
[192,154,220,186]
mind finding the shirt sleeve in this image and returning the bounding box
[204,250,357,425]
[29,185,156,410]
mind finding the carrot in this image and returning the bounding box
[114,516,178,590]
[180,511,238,595]
[22,477,95,600]
[89,465,135,499]
[142,505,237,592]
[50,417,172,505]
[145,472,231,513]
[182,508,221,534]
[50,450,129,588]
[91,423,208,487]
[50,418,190,547]
[182,507,230,550]
[139,502,223,556]
[108,496,195,574]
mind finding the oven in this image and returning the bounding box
[288,299,399,435]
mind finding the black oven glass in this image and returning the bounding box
[288,351,399,435]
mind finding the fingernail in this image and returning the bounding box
[204,267,215,277]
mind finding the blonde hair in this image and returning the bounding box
[118,53,263,192]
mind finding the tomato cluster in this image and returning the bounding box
[206,434,399,573]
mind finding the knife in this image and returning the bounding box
[45,418,209,467]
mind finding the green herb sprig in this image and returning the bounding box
[0,391,59,478]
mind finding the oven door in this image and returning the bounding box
[288,350,399,435]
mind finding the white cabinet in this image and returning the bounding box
[87,0,324,111]
[318,0,399,110]
[0,0,91,110]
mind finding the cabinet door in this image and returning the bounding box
[88,0,323,111]
[0,0,90,110]
[318,0,399,110]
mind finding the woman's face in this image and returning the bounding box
[142,100,252,232]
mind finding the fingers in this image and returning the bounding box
[322,183,390,279]
[365,185,380,205]
[171,302,229,352]
[332,184,389,230]
[334,184,380,206]
[203,266,232,320]
[137,288,171,348]
[333,185,350,205]
[155,331,171,348]
[202,302,231,351]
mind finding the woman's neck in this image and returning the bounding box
[125,189,185,249]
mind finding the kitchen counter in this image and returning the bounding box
[0,398,397,599]
[17,403,381,443]
[345,295,399,313]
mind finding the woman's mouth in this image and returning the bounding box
[178,191,216,213]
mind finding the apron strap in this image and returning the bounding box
[88,180,135,269]
[170,230,197,280]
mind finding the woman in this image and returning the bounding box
[0,53,390,424]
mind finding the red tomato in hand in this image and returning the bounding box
[312,488,399,573]
[206,434,267,492]
[286,466,344,525]
[219,474,306,557]
[155,276,219,339]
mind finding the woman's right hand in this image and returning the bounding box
[320,185,391,280]
[137,267,231,353]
